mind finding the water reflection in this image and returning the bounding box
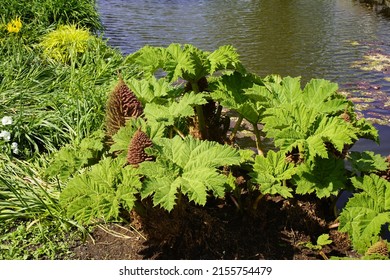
[97,0,390,154]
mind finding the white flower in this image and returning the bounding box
[10,142,19,154]
[0,130,11,142]
[1,116,13,126]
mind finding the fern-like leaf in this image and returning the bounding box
[59,158,141,224]
[45,130,106,181]
[339,174,390,254]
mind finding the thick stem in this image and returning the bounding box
[215,104,223,121]
[253,193,264,210]
[229,114,244,143]
[252,122,264,156]
[319,251,329,260]
[191,81,206,139]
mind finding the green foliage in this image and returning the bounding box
[59,157,141,224]
[0,220,76,260]
[0,22,128,158]
[261,77,361,161]
[300,233,333,251]
[125,43,245,140]
[143,91,208,126]
[348,151,388,175]
[0,0,102,33]
[2,14,388,262]
[210,71,267,124]
[127,76,177,105]
[293,156,347,198]
[139,136,242,211]
[0,155,62,221]
[249,150,296,198]
[109,118,165,161]
[45,130,106,181]
[316,233,333,247]
[339,174,390,254]
[127,43,242,83]
[39,25,95,64]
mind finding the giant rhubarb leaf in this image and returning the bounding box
[339,174,390,254]
[293,156,347,198]
[263,104,358,161]
[210,72,266,124]
[138,136,241,211]
[59,158,141,224]
[144,91,208,126]
[249,150,296,198]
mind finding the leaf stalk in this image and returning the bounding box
[252,122,264,156]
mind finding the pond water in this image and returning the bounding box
[96,0,390,155]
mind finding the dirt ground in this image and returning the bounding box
[71,193,358,260]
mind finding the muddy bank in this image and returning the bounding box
[358,0,390,16]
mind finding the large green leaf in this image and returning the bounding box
[301,79,347,114]
[339,174,390,254]
[45,130,105,181]
[59,158,141,224]
[125,45,164,77]
[127,76,176,104]
[164,43,197,82]
[210,72,266,124]
[249,150,296,198]
[208,45,241,75]
[293,156,347,198]
[138,136,241,211]
[348,151,388,174]
[144,91,208,126]
[264,76,302,106]
[264,103,358,161]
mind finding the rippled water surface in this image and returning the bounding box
[97,0,390,154]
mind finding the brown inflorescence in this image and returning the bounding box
[127,129,153,167]
[106,77,144,139]
[365,239,389,257]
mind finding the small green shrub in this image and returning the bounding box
[39,25,94,64]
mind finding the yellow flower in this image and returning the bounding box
[6,17,22,33]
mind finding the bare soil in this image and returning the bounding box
[70,194,358,260]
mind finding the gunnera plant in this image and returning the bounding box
[105,75,144,142]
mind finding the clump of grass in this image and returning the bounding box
[0,220,78,260]
[39,25,94,64]
[0,0,102,33]
[0,0,135,260]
